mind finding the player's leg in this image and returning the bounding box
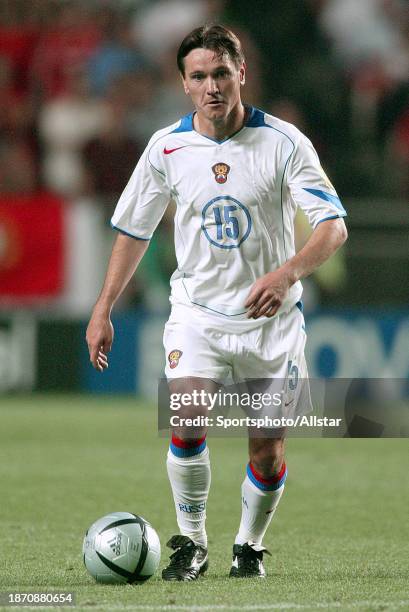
[229,305,307,577]
[162,306,230,580]
[230,430,287,578]
[163,376,216,581]
[239,431,287,546]
[167,376,214,546]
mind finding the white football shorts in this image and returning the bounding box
[163,301,311,421]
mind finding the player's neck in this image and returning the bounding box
[194,103,246,142]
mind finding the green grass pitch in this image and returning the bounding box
[0,394,408,611]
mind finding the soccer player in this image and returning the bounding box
[86,25,348,580]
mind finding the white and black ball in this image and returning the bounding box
[83,512,161,584]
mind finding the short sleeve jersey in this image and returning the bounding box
[111,106,346,322]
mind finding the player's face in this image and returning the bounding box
[182,48,245,123]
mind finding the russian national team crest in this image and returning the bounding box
[168,349,183,369]
[212,163,230,184]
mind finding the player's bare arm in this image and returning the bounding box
[246,217,348,319]
[86,234,149,371]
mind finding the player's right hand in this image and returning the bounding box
[86,310,114,372]
[245,268,292,319]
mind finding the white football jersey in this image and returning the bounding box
[111,106,346,325]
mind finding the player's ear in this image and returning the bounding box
[180,73,190,95]
[239,62,246,86]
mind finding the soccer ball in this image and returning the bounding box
[82,512,161,584]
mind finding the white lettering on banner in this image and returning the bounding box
[306,317,409,378]
[0,313,36,391]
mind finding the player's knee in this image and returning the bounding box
[168,377,215,441]
[249,440,284,478]
[171,426,207,442]
[251,455,283,479]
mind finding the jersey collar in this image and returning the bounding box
[172,105,261,144]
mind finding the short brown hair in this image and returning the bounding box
[177,24,244,76]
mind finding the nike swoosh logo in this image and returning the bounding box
[163,145,187,155]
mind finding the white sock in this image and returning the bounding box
[235,462,287,546]
[166,437,211,548]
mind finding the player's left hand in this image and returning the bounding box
[245,269,292,319]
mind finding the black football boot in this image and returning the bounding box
[229,542,271,578]
[162,535,208,581]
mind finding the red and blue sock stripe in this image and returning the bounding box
[170,434,207,458]
[246,461,287,491]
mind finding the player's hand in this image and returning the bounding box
[86,308,114,372]
[245,269,292,319]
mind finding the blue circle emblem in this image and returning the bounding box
[201,196,252,249]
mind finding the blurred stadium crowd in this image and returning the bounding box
[1,0,408,309]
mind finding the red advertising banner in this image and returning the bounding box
[0,193,64,300]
